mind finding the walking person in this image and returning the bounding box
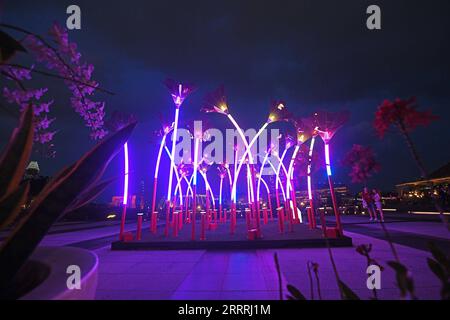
[372,189,384,222]
[362,187,377,221]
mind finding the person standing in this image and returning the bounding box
[372,189,384,222]
[362,187,377,221]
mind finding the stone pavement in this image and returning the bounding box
[20,214,448,300]
[93,228,444,300]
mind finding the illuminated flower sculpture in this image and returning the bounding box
[217,163,228,222]
[293,136,322,229]
[163,78,195,237]
[150,121,174,233]
[286,119,314,224]
[232,100,292,235]
[304,111,349,236]
[202,86,258,230]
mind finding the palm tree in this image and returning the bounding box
[373,97,447,229]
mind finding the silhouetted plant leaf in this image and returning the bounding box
[0,29,27,62]
[0,106,33,198]
[64,177,116,214]
[274,253,283,300]
[0,182,29,230]
[338,280,360,300]
[286,284,307,300]
[388,260,415,298]
[0,121,136,290]
[427,258,446,282]
[428,242,449,272]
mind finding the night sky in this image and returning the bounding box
[1,0,449,202]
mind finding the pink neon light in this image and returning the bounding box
[257,151,271,201]
[154,135,167,179]
[164,146,183,206]
[286,145,300,194]
[200,171,215,206]
[219,177,224,205]
[227,114,258,202]
[167,108,180,201]
[231,121,268,202]
[325,143,332,176]
[122,142,129,205]
[193,137,200,185]
[307,136,316,200]
[267,158,287,201]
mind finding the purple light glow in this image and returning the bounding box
[122,142,129,205]
[307,136,316,200]
[267,158,287,201]
[167,108,180,201]
[325,143,332,176]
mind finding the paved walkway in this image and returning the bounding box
[21,214,449,300]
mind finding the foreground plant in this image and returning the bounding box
[426,242,450,300]
[0,106,136,297]
[0,23,112,156]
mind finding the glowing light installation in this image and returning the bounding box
[287,120,313,224]
[229,100,292,235]
[305,111,349,235]
[273,145,295,231]
[307,135,318,229]
[150,124,173,233]
[201,86,260,232]
[164,79,195,237]
[119,142,129,240]
[191,133,201,240]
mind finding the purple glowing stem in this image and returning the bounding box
[184,175,194,198]
[193,137,200,186]
[256,151,271,201]
[274,149,291,197]
[286,145,300,194]
[154,135,167,179]
[164,146,183,206]
[259,176,271,200]
[307,136,316,200]
[227,114,258,203]
[267,158,287,201]
[200,170,215,207]
[226,166,233,189]
[230,121,268,202]
[219,176,224,205]
[123,142,129,205]
[324,143,332,176]
[119,142,129,240]
[167,107,180,202]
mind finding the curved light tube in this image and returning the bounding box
[200,170,215,207]
[123,142,129,205]
[219,176,224,205]
[231,121,268,202]
[256,151,271,201]
[307,136,316,200]
[167,108,180,201]
[286,145,300,194]
[164,146,183,206]
[267,158,287,201]
[227,114,258,202]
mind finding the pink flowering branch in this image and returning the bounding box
[342,144,380,184]
[0,22,113,153]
